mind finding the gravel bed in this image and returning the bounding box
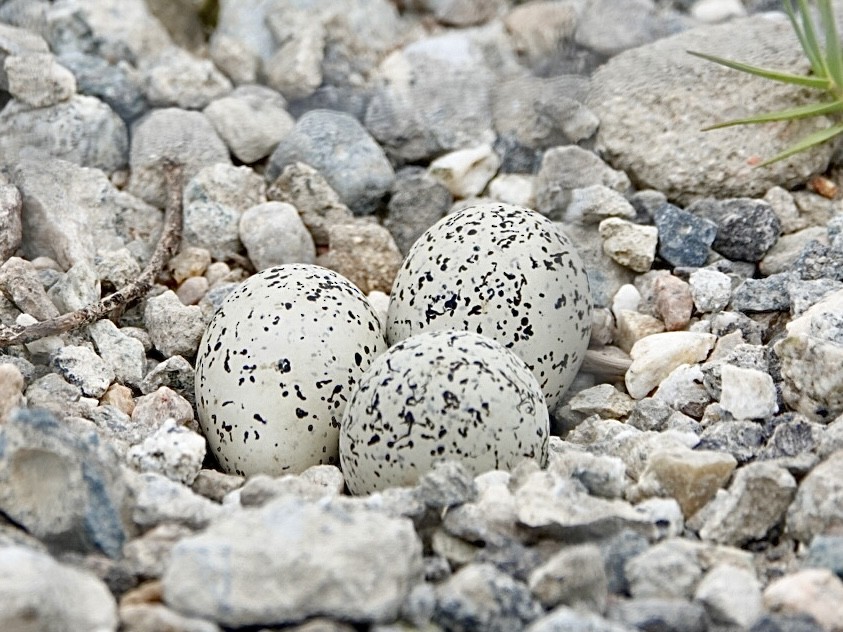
[2,0,843,630]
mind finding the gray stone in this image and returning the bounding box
[788,278,843,316]
[524,606,632,632]
[696,462,796,546]
[140,46,232,110]
[238,471,345,507]
[182,200,241,260]
[320,221,403,294]
[653,364,710,419]
[183,163,266,214]
[365,31,495,162]
[587,16,835,204]
[385,167,452,255]
[120,603,221,632]
[625,539,704,599]
[143,291,205,358]
[24,372,93,419]
[567,384,635,421]
[775,289,843,422]
[0,545,118,632]
[131,386,196,437]
[239,201,316,271]
[762,415,823,460]
[689,197,782,262]
[416,461,478,510]
[534,146,630,219]
[127,419,206,485]
[0,93,128,173]
[9,158,162,269]
[698,420,766,464]
[0,363,25,423]
[761,226,828,276]
[515,471,655,541]
[0,256,60,320]
[266,161,354,248]
[128,471,223,532]
[749,613,826,632]
[48,260,100,313]
[791,239,843,282]
[122,522,194,580]
[433,563,542,632]
[601,529,650,596]
[4,51,75,107]
[140,355,195,405]
[803,535,843,579]
[787,449,843,544]
[694,563,763,628]
[267,109,395,215]
[264,13,324,100]
[0,183,22,262]
[689,268,732,313]
[95,248,143,291]
[0,408,132,558]
[731,273,792,312]
[191,469,245,503]
[58,51,148,123]
[50,345,114,398]
[528,543,608,611]
[128,108,231,208]
[204,84,295,163]
[492,74,598,150]
[653,203,717,268]
[607,598,709,632]
[208,32,259,85]
[575,0,686,57]
[163,497,423,627]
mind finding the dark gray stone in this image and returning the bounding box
[698,421,766,464]
[139,355,195,406]
[653,203,717,268]
[267,109,394,215]
[384,167,452,255]
[761,416,821,460]
[58,51,148,123]
[606,597,709,632]
[433,563,543,632]
[707,310,765,345]
[689,197,781,262]
[749,613,825,632]
[493,134,543,174]
[0,408,133,558]
[287,84,371,121]
[731,273,792,312]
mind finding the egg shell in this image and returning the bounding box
[339,329,549,495]
[195,264,387,477]
[386,203,592,409]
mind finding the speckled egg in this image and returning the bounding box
[195,264,387,477]
[386,203,592,410]
[339,329,549,495]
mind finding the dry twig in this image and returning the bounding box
[0,161,184,348]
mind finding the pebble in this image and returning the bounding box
[0,545,118,631]
[763,568,843,631]
[731,273,792,312]
[653,203,718,268]
[629,446,736,518]
[653,363,710,419]
[607,597,709,632]
[598,217,658,273]
[139,356,195,405]
[695,462,796,546]
[0,408,131,558]
[95,248,143,290]
[625,331,717,399]
[433,563,543,632]
[140,45,232,110]
[203,84,295,163]
[131,387,195,436]
[787,449,843,545]
[0,182,22,261]
[625,538,704,600]
[364,31,496,162]
[120,603,221,632]
[143,290,205,358]
[128,108,231,209]
[760,226,828,276]
[427,143,501,199]
[652,274,693,331]
[267,109,395,215]
[238,201,316,271]
[183,163,266,214]
[487,173,535,207]
[4,51,76,107]
[719,364,779,420]
[319,221,403,294]
[527,543,608,611]
[162,497,423,627]
[127,419,206,485]
[57,51,148,123]
[690,197,782,262]
[0,256,60,321]
[689,268,732,313]
[129,471,223,532]
[0,95,129,173]
[534,146,631,219]
[264,13,324,100]
[0,363,25,422]
[49,260,100,313]
[694,563,763,628]
[384,167,452,255]
[576,0,683,57]
[50,345,115,399]
[181,199,241,261]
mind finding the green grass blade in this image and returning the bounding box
[701,100,843,130]
[687,50,829,89]
[818,0,843,88]
[757,122,843,166]
[787,0,827,76]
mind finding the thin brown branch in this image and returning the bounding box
[0,161,184,348]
